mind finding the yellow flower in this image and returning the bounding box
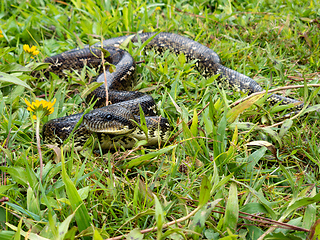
[155,6,161,11]
[23,44,30,52]
[32,50,40,56]
[25,98,56,119]
[0,30,3,38]
[30,46,37,52]
[23,44,40,55]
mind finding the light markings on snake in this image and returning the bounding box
[61,126,72,131]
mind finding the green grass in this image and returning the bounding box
[1,0,320,239]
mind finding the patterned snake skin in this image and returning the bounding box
[42,32,304,150]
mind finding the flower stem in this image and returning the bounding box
[36,118,43,181]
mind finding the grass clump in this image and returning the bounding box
[0,0,320,239]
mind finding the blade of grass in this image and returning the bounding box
[60,147,91,236]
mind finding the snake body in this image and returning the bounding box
[43,32,303,150]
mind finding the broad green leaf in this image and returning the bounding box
[6,221,50,240]
[122,144,177,168]
[26,62,50,71]
[245,147,267,172]
[0,47,15,59]
[303,187,316,229]
[204,229,220,240]
[219,235,238,240]
[245,225,264,239]
[59,213,75,240]
[211,173,234,196]
[229,122,260,131]
[224,182,239,232]
[282,192,320,220]
[5,202,41,221]
[227,94,263,123]
[182,120,202,156]
[190,109,198,137]
[13,218,22,240]
[27,187,40,215]
[64,226,78,240]
[198,175,211,207]
[0,184,14,194]
[77,186,90,200]
[246,147,267,173]
[210,114,228,165]
[261,127,282,148]
[0,72,32,90]
[240,203,269,214]
[246,141,277,159]
[0,62,30,72]
[0,166,28,186]
[227,125,238,157]
[178,52,186,65]
[126,229,143,240]
[279,119,293,138]
[154,194,164,237]
[302,104,320,114]
[93,228,104,240]
[189,199,222,240]
[308,219,320,240]
[274,217,303,235]
[0,231,15,240]
[270,102,303,113]
[0,146,13,164]
[48,211,59,239]
[23,155,39,191]
[162,228,188,239]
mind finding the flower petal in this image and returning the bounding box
[23,44,30,52]
[32,50,40,56]
[24,98,32,107]
[30,46,37,52]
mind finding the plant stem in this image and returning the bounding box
[36,118,43,181]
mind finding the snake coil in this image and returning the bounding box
[42,32,304,150]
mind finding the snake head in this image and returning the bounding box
[83,105,137,134]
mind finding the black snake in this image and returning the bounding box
[42,32,304,150]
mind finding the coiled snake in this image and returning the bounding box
[42,32,304,150]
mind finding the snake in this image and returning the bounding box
[42,32,304,150]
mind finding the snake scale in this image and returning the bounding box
[42,32,304,150]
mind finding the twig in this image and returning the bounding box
[100,42,109,106]
[136,60,145,64]
[106,205,202,240]
[216,205,309,232]
[0,197,9,203]
[183,198,309,232]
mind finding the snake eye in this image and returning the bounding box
[105,114,113,121]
